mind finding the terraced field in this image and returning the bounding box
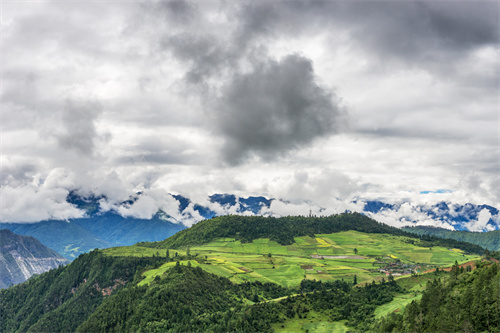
[103,230,478,288]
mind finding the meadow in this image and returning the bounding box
[103,230,477,288]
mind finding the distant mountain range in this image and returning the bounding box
[0,229,68,288]
[0,191,497,261]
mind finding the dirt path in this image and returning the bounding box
[310,255,366,259]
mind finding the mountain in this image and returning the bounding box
[0,192,271,260]
[403,226,500,251]
[379,261,500,332]
[0,229,68,288]
[1,191,497,261]
[172,193,273,219]
[0,213,495,332]
[0,220,112,261]
[0,213,186,261]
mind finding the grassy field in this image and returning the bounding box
[374,293,423,319]
[100,231,475,332]
[186,231,476,287]
[103,230,478,289]
[138,260,199,286]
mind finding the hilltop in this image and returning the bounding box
[147,213,484,255]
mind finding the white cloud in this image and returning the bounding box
[467,208,493,232]
[0,171,84,222]
[1,1,498,223]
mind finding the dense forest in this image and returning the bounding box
[377,261,500,332]
[78,265,405,332]
[0,250,165,332]
[145,213,485,255]
[404,226,500,251]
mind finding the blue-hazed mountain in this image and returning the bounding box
[0,213,186,261]
[0,229,68,288]
[0,192,272,261]
[0,192,186,260]
[179,194,498,232]
[191,194,498,232]
[172,193,273,219]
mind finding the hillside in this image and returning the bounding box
[116,230,479,289]
[378,261,500,332]
[0,230,68,288]
[149,213,485,255]
[0,214,493,332]
[403,226,500,251]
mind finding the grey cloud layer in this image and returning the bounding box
[154,2,346,164]
[1,1,498,222]
[217,55,344,164]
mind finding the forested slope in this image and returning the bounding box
[378,262,500,332]
[77,265,403,332]
[404,226,500,251]
[0,250,163,332]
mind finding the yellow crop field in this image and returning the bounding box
[316,237,331,247]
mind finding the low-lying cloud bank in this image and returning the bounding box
[2,181,498,233]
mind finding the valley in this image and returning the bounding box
[1,214,497,332]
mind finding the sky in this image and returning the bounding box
[1,0,499,223]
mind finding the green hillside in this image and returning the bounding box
[147,213,485,255]
[0,214,493,332]
[112,230,479,288]
[404,226,500,251]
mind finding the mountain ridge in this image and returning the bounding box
[403,226,500,251]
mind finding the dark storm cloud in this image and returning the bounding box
[164,33,233,85]
[57,99,103,156]
[216,54,344,164]
[152,2,347,164]
[234,2,280,48]
[336,1,498,66]
[155,0,197,26]
[234,1,498,72]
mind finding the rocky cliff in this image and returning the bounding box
[0,229,68,288]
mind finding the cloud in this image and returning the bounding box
[0,169,84,222]
[216,54,345,164]
[56,98,103,156]
[115,189,180,220]
[466,209,493,232]
[0,1,498,224]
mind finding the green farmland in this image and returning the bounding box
[104,230,478,288]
